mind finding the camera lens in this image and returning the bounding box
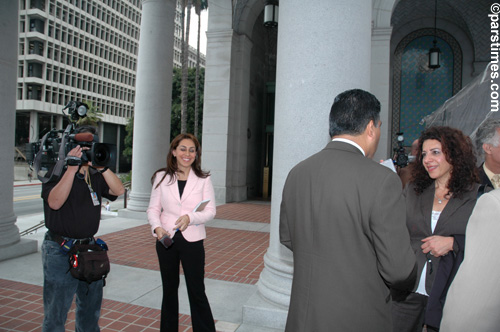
[93,144,110,164]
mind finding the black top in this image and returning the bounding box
[42,168,117,238]
[178,180,187,198]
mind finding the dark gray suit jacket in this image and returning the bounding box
[403,181,481,295]
[280,141,417,332]
[478,164,494,188]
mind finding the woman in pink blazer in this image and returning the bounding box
[147,133,216,332]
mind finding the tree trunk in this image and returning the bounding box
[181,0,192,134]
[194,12,201,137]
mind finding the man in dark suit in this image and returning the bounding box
[475,119,500,189]
[279,89,417,332]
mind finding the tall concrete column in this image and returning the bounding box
[202,28,236,204]
[203,0,254,204]
[243,0,373,329]
[126,0,175,213]
[371,27,393,161]
[203,31,253,203]
[55,114,63,130]
[116,125,121,173]
[29,110,39,142]
[0,1,37,261]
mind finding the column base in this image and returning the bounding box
[118,209,147,219]
[239,250,291,330]
[0,238,38,262]
[126,191,151,212]
[240,291,287,331]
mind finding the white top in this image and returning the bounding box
[415,210,442,296]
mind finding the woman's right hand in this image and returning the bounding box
[154,227,171,239]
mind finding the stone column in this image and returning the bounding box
[116,125,121,173]
[55,114,63,130]
[202,0,254,204]
[29,110,39,142]
[0,0,37,261]
[202,27,235,204]
[125,0,176,213]
[371,27,393,161]
[203,32,253,203]
[243,0,373,329]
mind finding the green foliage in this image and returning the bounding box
[123,116,134,162]
[120,171,132,190]
[121,68,205,164]
[171,67,205,140]
[76,101,103,127]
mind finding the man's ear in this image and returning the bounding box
[483,143,492,155]
[366,120,376,138]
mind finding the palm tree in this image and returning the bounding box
[194,0,208,138]
[181,0,193,133]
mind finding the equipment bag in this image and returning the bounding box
[68,243,110,285]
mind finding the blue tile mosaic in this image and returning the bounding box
[400,36,453,143]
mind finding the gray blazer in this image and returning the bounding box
[280,141,417,332]
[403,181,481,295]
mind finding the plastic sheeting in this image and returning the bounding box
[421,62,500,141]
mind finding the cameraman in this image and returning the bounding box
[398,139,419,188]
[41,125,125,332]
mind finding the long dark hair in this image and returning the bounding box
[151,133,210,188]
[412,126,479,197]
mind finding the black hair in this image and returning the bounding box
[329,89,381,137]
[75,125,97,135]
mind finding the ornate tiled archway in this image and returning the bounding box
[392,28,462,148]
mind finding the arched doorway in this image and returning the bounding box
[392,28,462,148]
[246,11,277,200]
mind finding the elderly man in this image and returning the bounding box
[475,119,500,188]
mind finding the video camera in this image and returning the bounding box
[27,101,116,174]
[393,132,409,168]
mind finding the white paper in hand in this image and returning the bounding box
[193,199,210,212]
[380,159,397,173]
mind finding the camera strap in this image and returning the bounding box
[34,124,73,183]
[84,171,100,206]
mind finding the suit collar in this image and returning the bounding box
[168,168,199,202]
[479,163,495,188]
[181,169,199,202]
[421,182,479,233]
[326,140,364,156]
[331,138,365,156]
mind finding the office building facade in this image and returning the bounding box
[15,0,205,173]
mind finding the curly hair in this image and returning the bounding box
[151,133,210,188]
[412,126,479,197]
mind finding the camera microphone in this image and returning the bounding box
[70,133,94,142]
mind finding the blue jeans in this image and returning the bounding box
[42,238,103,332]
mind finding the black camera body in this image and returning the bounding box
[393,132,409,168]
[27,101,116,172]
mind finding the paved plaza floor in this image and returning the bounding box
[1,182,278,332]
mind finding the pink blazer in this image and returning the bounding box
[147,170,216,242]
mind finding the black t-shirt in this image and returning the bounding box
[42,168,117,238]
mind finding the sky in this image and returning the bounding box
[187,7,209,55]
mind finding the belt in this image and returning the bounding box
[45,230,93,245]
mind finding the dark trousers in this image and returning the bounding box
[156,231,215,332]
[392,292,428,332]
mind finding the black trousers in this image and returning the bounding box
[156,231,215,332]
[392,292,428,332]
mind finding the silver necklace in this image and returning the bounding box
[434,194,448,204]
